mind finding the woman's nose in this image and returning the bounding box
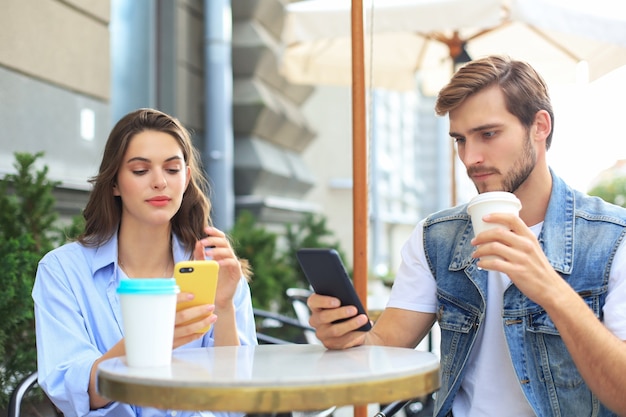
[152,173,167,189]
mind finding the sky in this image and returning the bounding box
[547,65,626,192]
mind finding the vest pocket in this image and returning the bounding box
[436,295,480,378]
[527,291,602,389]
[437,303,477,333]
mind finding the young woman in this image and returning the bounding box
[33,108,257,417]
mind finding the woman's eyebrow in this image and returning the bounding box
[125,155,183,163]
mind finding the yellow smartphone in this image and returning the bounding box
[174,260,219,333]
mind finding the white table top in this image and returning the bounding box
[97,344,440,413]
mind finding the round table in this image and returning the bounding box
[97,344,439,413]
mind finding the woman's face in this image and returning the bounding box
[113,130,191,229]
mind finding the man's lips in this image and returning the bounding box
[471,172,492,181]
[469,169,497,181]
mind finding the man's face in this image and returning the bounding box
[448,85,536,194]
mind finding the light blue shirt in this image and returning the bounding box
[33,233,257,417]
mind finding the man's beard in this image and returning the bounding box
[502,132,536,193]
[467,132,536,193]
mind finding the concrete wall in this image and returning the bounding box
[0,0,111,217]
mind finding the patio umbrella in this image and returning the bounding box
[281,0,626,95]
[279,0,626,311]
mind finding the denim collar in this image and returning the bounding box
[450,169,574,275]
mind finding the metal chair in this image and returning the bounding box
[7,371,63,417]
[8,371,39,417]
[285,287,320,344]
[253,307,316,345]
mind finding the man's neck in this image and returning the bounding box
[515,165,553,226]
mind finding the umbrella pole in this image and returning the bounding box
[351,1,368,416]
[351,0,367,309]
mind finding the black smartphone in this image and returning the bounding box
[296,248,372,331]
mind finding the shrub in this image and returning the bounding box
[230,211,347,314]
[230,210,297,312]
[0,152,69,406]
[588,176,626,207]
[283,213,349,283]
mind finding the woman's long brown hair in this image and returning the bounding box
[77,108,212,254]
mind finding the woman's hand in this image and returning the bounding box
[192,226,243,346]
[172,293,217,348]
[193,226,242,310]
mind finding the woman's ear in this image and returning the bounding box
[112,182,120,196]
[185,166,191,189]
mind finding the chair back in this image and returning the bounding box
[7,372,63,417]
[286,288,320,344]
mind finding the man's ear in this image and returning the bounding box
[533,110,551,143]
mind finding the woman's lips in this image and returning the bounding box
[147,196,170,207]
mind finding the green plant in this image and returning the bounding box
[229,211,348,315]
[0,152,61,254]
[588,176,626,207]
[230,211,297,313]
[0,236,40,402]
[0,152,72,406]
[283,213,349,284]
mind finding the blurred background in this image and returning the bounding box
[1,0,626,296]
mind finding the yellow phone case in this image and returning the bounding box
[174,260,219,333]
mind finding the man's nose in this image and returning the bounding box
[460,140,485,166]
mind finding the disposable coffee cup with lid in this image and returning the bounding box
[467,192,522,264]
[467,192,521,235]
[118,278,180,367]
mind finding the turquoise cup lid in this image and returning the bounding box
[117,278,180,295]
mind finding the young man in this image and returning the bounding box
[307,56,626,416]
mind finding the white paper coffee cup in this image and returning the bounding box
[467,192,522,262]
[118,278,179,367]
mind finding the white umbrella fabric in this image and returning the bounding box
[281,0,626,95]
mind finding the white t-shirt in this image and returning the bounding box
[387,221,626,417]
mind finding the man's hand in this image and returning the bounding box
[471,212,568,308]
[307,293,369,349]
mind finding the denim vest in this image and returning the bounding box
[423,171,626,417]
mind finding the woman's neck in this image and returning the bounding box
[117,222,174,278]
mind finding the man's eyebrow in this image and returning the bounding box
[449,123,502,137]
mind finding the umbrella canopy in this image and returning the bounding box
[281,0,626,94]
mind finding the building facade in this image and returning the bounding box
[0,0,449,274]
[0,0,110,217]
